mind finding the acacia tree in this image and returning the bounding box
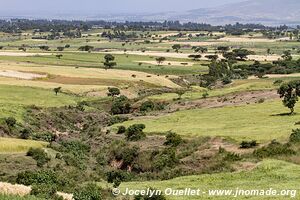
[103,54,117,69]
[156,57,166,65]
[172,44,181,53]
[278,80,300,114]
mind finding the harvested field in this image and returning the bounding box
[0,51,52,57]
[0,70,47,80]
[135,60,195,66]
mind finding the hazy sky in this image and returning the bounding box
[1,0,245,13]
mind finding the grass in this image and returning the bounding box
[116,100,300,142]
[114,160,300,199]
[0,137,48,153]
[0,85,79,119]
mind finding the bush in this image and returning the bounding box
[111,96,131,115]
[27,148,50,167]
[254,140,295,158]
[17,170,58,186]
[117,126,126,134]
[106,170,128,188]
[273,79,284,85]
[73,183,102,200]
[107,87,120,97]
[240,140,257,149]
[5,117,16,127]
[20,128,31,139]
[125,124,146,141]
[164,132,182,147]
[290,129,300,143]
[152,148,178,171]
[140,101,155,112]
[30,183,57,199]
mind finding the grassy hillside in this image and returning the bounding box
[117,100,299,142]
[118,160,300,200]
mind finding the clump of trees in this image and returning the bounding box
[125,124,146,141]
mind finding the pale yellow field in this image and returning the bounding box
[0,61,180,89]
[0,138,48,153]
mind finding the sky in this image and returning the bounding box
[0,0,245,13]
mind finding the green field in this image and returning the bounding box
[117,100,299,142]
[0,195,41,200]
[116,160,300,200]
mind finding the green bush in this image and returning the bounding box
[164,132,182,147]
[73,183,102,200]
[27,148,50,167]
[30,183,58,199]
[117,126,126,134]
[152,148,178,171]
[140,101,155,112]
[125,124,146,141]
[106,170,128,188]
[107,87,120,97]
[254,140,295,158]
[111,96,131,115]
[240,140,257,149]
[16,170,58,186]
[290,129,300,143]
[5,117,16,127]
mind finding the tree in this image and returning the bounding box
[5,117,16,127]
[57,46,65,51]
[39,45,49,51]
[103,54,117,69]
[155,57,166,65]
[78,45,94,51]
[278,80,300,114]
[175,89,185,99]
[192,46,207,53]
[56,54,63,59]
[107,87,120,97]
[172,44,181,53]
[53,87,62,95]
[232,48,253,60]
[217,46,230,53]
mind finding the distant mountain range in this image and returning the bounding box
[90,0,300,25]
[1,0,300,25]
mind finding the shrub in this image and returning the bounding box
[152,148,178,171]
[20,128,31,139]
[106,170,128,188]
[73,183,102,200]
[273,79,284,85]
[27,148,50,167]
[30,183,57,199]
[5,117,16,127]
[164,132,182,147]
[202,91,209,99]
[111,96,131,115]
[140,101,155,112]
[254,140,295,158]
[107,87,120,97]
[290,129,300,143]
[117,126,126,134]
[240,140,258,149]
[125,124,146,141]
[17,170,58,186]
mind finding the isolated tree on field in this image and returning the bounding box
[172,44,181,53]
[278,80,300,114]
[103,54,117,69]
[57,46,65,51]
[53,87,62,96]
[175,89,185,99]
[232,48,253,60]
[156,57,166,66]
[107,87,120,97]
[56,54,63,59]
[217,46,230,53]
